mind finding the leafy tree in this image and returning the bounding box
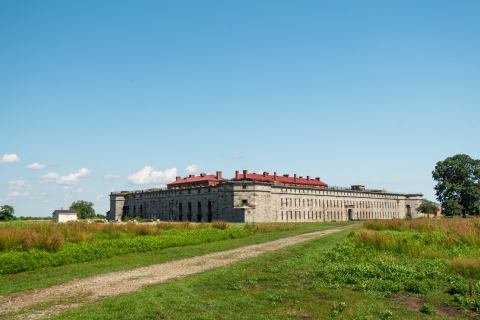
[70,200,96,219]
[0,205,14,220]
[442,200,464,217]
[432,154,480,217]
[418,199,439,217]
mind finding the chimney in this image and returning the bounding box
[216,171,222,180]
[299,176,303,179]
[315,177,320,181]
[189,175,194,178]
[273,172,277,180]
[294,173,297,181]
[200,173,206,177]
[176,176,181,181]
[235,170,240,180]
[263,171,268,177]
[283,174,289,177]
[307,176,310,180]
[243,170,247,179]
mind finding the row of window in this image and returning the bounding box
[126,200,215,216]
[280,198,399,209]
[278,188,400,199]
[280,211,344,221]
[279,210,399,221]
[131,187,216,199]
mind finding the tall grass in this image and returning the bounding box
[0,221,226,253]
[0,228,251,274]
[0,221,305,253]
[0,228,64,252]
[362,218,480,248]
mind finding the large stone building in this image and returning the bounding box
[108,170,423,222]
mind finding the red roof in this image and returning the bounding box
[167,171,328,188]
[167,173,224,188]
[233,172,328,188]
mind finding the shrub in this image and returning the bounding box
[331,301,346,315]
[420,303,435,314]
[447,275,469,295]
[381,310,393,320]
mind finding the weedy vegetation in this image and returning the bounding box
[0,221,250,274]
[51,218,479,320]
[0,221,340,275]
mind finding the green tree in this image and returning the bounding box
[0,205,15,220]
[70,200,96,219]
[432,154,480,217]
[442,199,463,217]
[418,199,439,217]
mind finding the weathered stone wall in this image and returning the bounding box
[109,182,422,222]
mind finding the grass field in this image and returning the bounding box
[50,218,480,320]
[0,221,351,295]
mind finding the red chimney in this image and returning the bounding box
[283,174,289,177]
[200,173,206,177]
[315,177,320,181]
[235,170,240,180]
[243,170,247,179]
[263,172,268,177]
[175,176,181,181]
[189,175,193,178]
[216,171,222,180]
[273,172,277,180]
[294,174,297,181]
[307,176,310,180]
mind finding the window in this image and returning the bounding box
[242,185,247,189]
[242,199,248,205]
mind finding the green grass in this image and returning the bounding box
[50,219,479,320]
[0,222,350,295]
[50,229,423,320]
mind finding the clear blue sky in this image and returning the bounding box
[1,0,479,216]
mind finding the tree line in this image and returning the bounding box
[0,201,105,221]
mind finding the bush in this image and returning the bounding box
[420,303,435,314]
[331,301,346,315]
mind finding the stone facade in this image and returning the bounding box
[108,171,422,222]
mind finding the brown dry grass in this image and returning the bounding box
[0,221,224,252]
[364,218,480,246]
[450,258,480,277]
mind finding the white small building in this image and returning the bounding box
[52,210,78,223]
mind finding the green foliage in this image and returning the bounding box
[0,222,347,296]
[419,303,435,314]
[432,154,480,216]
[381,309,393,320]
[0,205,15,221]
[70,200,96,219]
[418,199,439,216]
[443,199,464,217]
[0,228,251,274]
[331,301,347,315]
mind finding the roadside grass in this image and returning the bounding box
[0,221,351,295]
[51,219,479,320]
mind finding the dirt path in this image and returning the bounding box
[0,225,352,319]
